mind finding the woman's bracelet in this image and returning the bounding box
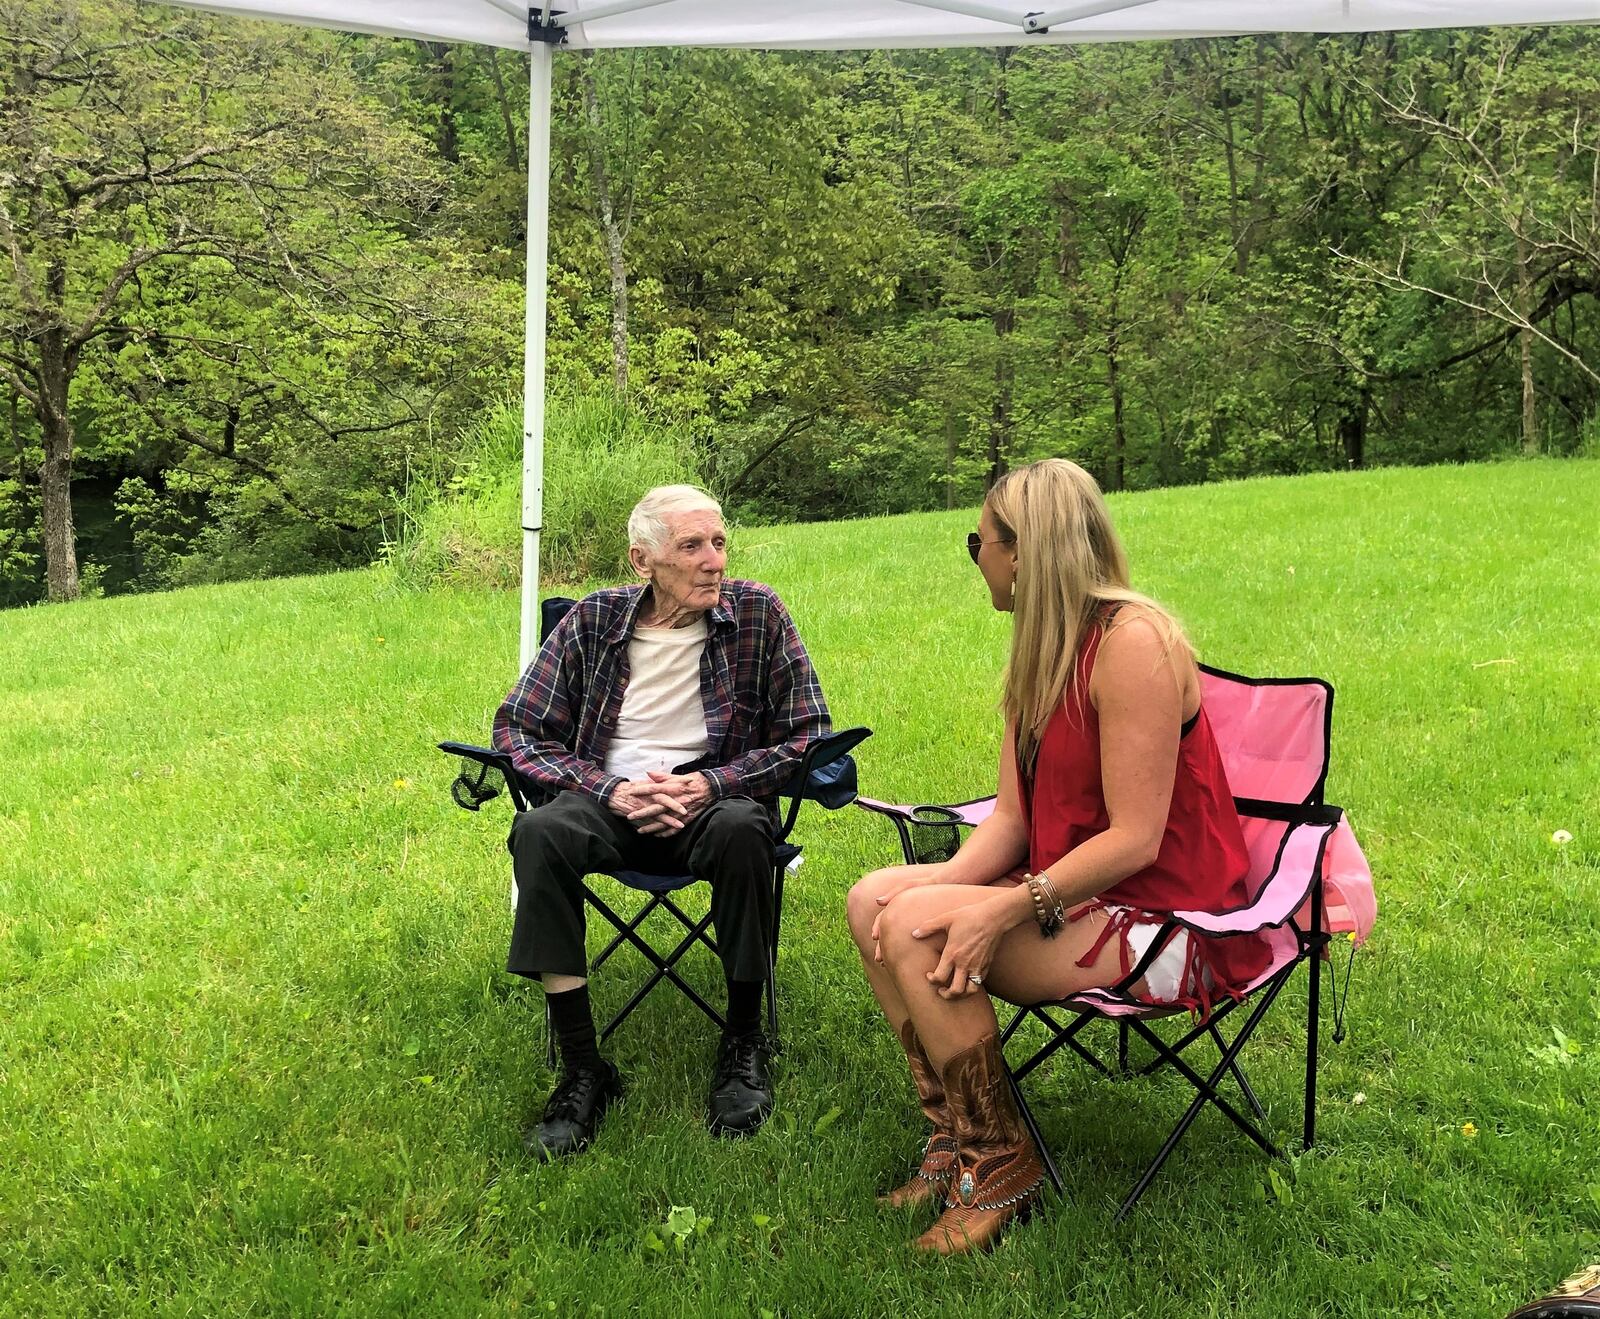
[1025,873,1065,937]
[1036,871,1068,929]
[1024,874,1048,934]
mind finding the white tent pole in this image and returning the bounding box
[888,0,1028,30]
[520,39,554,673]
[1023,0,1158,30]
[553,0,682,28]
[475,0,530,21]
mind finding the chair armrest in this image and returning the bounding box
[856,795,997,866]
[438,740,515,774]
[437,740,529,811]
[775,725,872,842]
[1169,817,1340,936]
[856,797,997,827]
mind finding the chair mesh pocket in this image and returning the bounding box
[450,760,501,811]
[905,805,963,865]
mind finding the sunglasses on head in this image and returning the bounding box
[967,531,1012,565]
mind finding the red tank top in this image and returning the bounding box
[1018,614,1270,1009]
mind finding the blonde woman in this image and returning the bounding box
[847,458,1271,1255]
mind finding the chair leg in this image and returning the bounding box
[1012,1010,1113,1082]
[1118,1021,1130,1074]
[1127,982,1289,1160]
[1304,881,1325,1151]
[1210,1023,1266,1121]
[584,888,726,1041]
[1005,1061,1065,1197]
[590,898,663,973]
[1116,1079,1211,1222]
[1114,986,1288,1221]
[658,893,718,956]
[766,866,783,1046]
[1304,946,1322,1151]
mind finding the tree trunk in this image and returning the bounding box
[1214,44,1248,277]
[1106,324,1126,492]
[1517,224,1539,454]
[1338,387,1369,469]
[581,55,630,395]
[483,48,523,169]
[944,410,958,510]
[37,336,78,602]
[426,43,459,165]
[983,46,1016,493]
[1243,35,1267,273]
[988,306,1014,491]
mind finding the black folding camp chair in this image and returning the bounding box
[858,664,1373,1220]
[442,595,870,1064]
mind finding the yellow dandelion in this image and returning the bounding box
[393,777,412,791]
[1460,1122,1478,1139]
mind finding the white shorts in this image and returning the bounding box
[1109,905,1205,1005]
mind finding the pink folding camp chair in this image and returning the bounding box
[858,663,1375,1220]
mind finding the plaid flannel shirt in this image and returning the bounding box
[492,579,831,806]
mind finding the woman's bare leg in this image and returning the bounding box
[845,870,918,1033]
[875,885,1128,1072]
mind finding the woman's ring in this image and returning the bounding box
[969,973,983,986]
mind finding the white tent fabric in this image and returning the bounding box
[163,0,1600,50]
[150,0,1600,665]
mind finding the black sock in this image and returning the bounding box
[725,979,763,1037]
[547,985,602,1072]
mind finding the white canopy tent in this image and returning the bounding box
[161,0,1600,667]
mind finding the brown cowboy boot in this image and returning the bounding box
[878,1020,957,1210]
[914,1033,1044,1256]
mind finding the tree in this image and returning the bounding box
[0,0,501,600]
[1338,32,1600,452]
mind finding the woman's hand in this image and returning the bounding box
[913,895,1021,999]
[865,864,946,960]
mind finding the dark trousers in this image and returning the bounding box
[506,790,776,985]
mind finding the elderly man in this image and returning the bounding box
[492,484,831,1158]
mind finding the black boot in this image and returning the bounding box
[528,1060,623,1160]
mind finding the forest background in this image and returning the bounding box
[3,2,1598,606]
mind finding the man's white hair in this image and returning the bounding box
[628,484,723,554]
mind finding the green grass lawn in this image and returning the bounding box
[2,459,1597,1317]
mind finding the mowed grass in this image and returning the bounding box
[2,459,1597,1318]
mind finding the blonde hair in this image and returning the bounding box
[985,459,1190,769]
[628,484,722,553]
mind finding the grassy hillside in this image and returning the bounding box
[2,459,1596,1316]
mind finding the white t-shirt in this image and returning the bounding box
[602,617,711,781]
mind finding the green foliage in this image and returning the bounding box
[6,20,1600,604]
[0,473,39,605]
[387,390,701,590]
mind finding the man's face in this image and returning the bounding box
[633,510,727,615]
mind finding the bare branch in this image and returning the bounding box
[0,194,45,316]
[65,124,294,211]
[0,349,40,383]
[125,382,365,533]
[1336,247,1600,387]
[67,231,233,349]
[0,361,41,410]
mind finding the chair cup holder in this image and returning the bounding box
[904,805,962,865]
